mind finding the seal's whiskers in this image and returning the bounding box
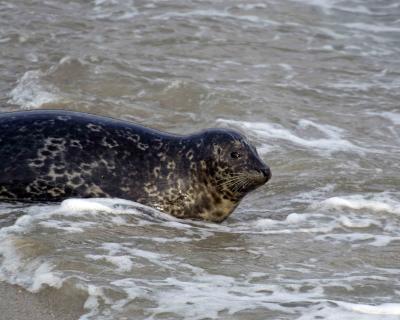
[217,173,251,192]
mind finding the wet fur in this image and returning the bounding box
[0,110,270,222]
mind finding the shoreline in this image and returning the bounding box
[0,281,85,320]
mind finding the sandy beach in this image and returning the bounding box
[0,281,85,320]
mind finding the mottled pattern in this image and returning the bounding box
[0,110,271,222]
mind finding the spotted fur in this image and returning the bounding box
[0,110,271,222]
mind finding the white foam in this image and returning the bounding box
[293,184,336,204]
[289,0,338,14]
[39,220,98,233]
[151,9,278,27]
[0,198,189,240]
[109,278,151,310]
[317,195,400,215]
[345,23,400,33]
[297,302,400,320]
[1,193,398,320]
[130,235,192,244]
[110,216,127,225]
[235,3,267,10]
[59,198,116,214]
[148,273,323,319]
[310,194,400,246]
[0,238,22,283]
[286,212,307,223]
[217,118,366,155]
[56,198,171,222]
[79,248,326,319]
[0,37,11,44]
[86,254,133,272]
[0,198,184,299]
[1,199,139,236]
[369,235,398,247]
[238,212,336,236]
[315,233,396,247]
[92,0,138,20]
[100,242,174,270]
[0,236,63,292]
[253,213,309,228]
[8,70,61,109]
[336,301,400,316]
[5,214,35,233]
[330,80,375,92]
[338,215,378,229]
[289,0,373,15]
[80,285,103,320]
[375,112,400,126]
[30,262,63,292]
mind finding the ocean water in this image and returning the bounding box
[1,0,400,319]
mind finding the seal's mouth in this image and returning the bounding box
[219,167,271,195]
[249,167,271,189]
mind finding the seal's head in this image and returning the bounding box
[203,129,271,197]
[136,127,271,223]
[184,128,271,222]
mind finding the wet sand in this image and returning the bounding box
[0,281,85,320]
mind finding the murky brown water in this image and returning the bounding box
[1,0,400,319]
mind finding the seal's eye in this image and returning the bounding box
[231,151,241,159]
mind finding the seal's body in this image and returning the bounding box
[0,110,270,222]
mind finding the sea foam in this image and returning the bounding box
[217,118,367,155]
[8,70,60,109]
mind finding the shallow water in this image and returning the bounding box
[1,0,400,319]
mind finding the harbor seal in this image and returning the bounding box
[0,110,271,222]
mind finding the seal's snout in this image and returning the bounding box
[259,167,272,183]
